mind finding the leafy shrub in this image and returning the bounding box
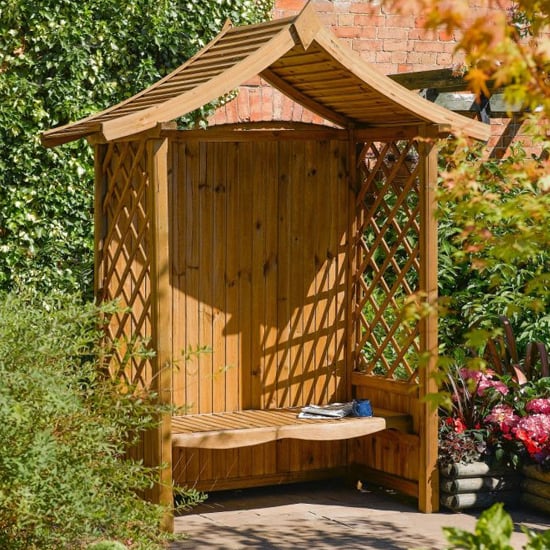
[444,502,550,550]
[437,143,550,364]
[0,291,202,549]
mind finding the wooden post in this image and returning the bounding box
[417,127,440,513]
[93,144,108,303]
[147,138,174,531]
[345,132,358,395]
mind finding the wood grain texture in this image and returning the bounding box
[171,408,409,449]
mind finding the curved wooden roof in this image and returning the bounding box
[41,3,490,147]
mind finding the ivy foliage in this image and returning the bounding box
[0,0,272,297]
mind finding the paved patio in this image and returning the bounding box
[171,478,550,549]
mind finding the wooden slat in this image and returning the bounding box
[301,139,318,406]
[261,141,279,409]
[171,142,185,408]
[239,142,254,409]
[212,142,227,413]
[288,141,306,407]
[251,141,266,410]
[183,141,201,413]
[224,141,240,412]
[314,139,332,404]
[171,408,410,449]
[276,141,292,408]
[198,142,213,414]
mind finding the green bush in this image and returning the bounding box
[0,291,201,549]
[444,502,550,549]
[437,144,550,362]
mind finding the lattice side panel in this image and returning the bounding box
[98,140,153,388]
[353,140,421,381]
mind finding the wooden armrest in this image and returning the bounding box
[171,407,411,449]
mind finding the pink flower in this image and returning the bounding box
[460,368,509,396]
[514,414,550,444]
[460,368,482,382]
[526,399,550,415]
[485,404,518,429]
[478,378,509,396]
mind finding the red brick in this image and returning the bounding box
[292,102,304,121]
[281,96,294,120]
[377,27,410,40]
[356,37,382,50]
[376,51,392,63]
[311,113,327,125]
[275,0,306,11]
[272,93,283,120]
[261,86,273,120]
[237,88,250,122]
[439,29,455,41]
[354,47,376,63]
[409,27,437,40]
[338,14,355,26]
[225,96,239,123]
[391,51,408,64]
[414,41,446,53]
[397,63,414,73]
[349,2,380,14]
[436,52,454,66]
[334,26,361,38]
[313,0,335,12]
[301,107,314,123]
[383,39,409,52]
[242,76,262,86]
[354,14,384,26]
[249,87,262,121]
[318,13,337,27]
[358,26,377,39]
[406,51,437,65]
[376,62,398,74]
[384,14,415,27]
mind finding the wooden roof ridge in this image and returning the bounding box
[41,3,490,147]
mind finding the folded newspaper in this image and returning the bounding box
[298,402,353,419]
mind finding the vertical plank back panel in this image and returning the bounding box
[171,135,351,414]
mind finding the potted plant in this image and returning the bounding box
[438,365,522,510]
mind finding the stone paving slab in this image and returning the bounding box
[171,479,550,549]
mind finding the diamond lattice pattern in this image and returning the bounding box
[354,140,421,381]
[99,140,153,388]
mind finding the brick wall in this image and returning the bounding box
[274,0,464,74]
[209,0,530,157]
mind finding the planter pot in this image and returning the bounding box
[440,461,520,511]
[521,464,550,515]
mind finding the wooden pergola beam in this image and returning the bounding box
[389,68,522,117]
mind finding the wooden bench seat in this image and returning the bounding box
[171,407,412,449]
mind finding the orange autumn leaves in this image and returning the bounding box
[387,0,549,113]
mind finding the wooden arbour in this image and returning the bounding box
[42,3,489,528]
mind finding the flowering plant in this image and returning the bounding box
[439,364,550,470]
[438,364,510,467]
[484,381,550,470]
